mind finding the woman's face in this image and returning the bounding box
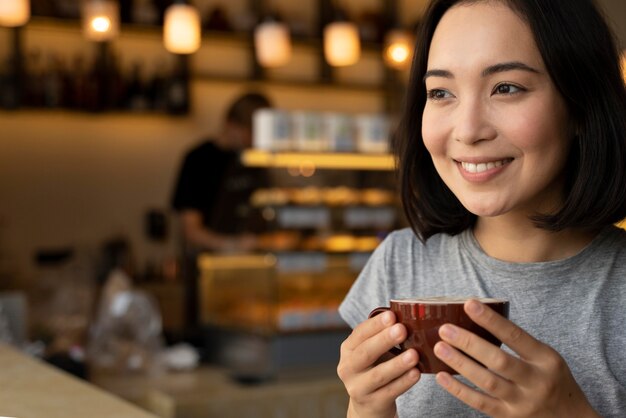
[422,1,572,219]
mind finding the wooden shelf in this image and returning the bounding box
[193,73,385,92]
[241,149,395,171]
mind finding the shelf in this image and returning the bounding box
[25,16,384,48]
[194,73,385,92]
[241,150,395,171]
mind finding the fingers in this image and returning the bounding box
[338,312,422,413]
[339,311,412,380]
[464,299,545,361]
[355,349,421,397]
[346,320,409,374]
[434,340,514,399]
[436,371,500,416]
[437,322,525,382]
[342,310,396,351]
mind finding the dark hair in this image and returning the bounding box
[395,0,626,241]
[226,92,272,129]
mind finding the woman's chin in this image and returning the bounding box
[461,200,509,218]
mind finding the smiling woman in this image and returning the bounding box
[336,0,626,417]
[422,3,573,224]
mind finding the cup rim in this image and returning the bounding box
[390,296,508,305]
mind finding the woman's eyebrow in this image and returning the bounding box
[423,69,453,82]
[423,61,541,82]
[481,61,541,77]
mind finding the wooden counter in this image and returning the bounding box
[91,365,349,418]
[0,344,157,418]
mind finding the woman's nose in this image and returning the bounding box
[452,99,497,145]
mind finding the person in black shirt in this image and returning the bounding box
[171,92,271,327]
[171,92,272,252]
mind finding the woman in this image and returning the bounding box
[337,0,626,417]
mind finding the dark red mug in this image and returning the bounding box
[369,297,509,374]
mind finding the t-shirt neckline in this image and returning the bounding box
[458,226,615,277]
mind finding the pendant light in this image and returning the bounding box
[164,1,201,54]
[383,29,413,70]
[254,15,292,68]
[0,0,30,27]
[323,7,360,67]
[82,0,120,42]
[622,50,626,82]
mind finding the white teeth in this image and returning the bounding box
[461,159,509,173]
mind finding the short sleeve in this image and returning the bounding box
[338,235,394,329]
[171,144,221,212]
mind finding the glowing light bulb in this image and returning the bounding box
[0,0,30,27]
[164,4,201,54]
[383,29,414,70]
[324,22,361,67]
[91,17,111,33]
[83,1,119,42]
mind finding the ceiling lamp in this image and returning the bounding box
[254,16,292,68]
[0,0,30,27]
[383,29,414,70]
[82,0,120,42]
[323,11,360,67]
[164,2,201,54]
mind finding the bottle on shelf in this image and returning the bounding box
[24,49,45,108]
[0,57,21,110]
[124,60,150,112]
[85,51,105,112]
[146,58,169,112]
[104,50,126,110]
[42,53,65,108]
[165,57,190,115]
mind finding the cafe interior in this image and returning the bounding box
[0,0,624,417]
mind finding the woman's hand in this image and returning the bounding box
[337,310,421,418]
[433,299,600,418]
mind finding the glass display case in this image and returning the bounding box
[196,151,403,379]
[198,252,369,334]
[198,252,369,379]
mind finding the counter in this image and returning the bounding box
[91,365,348,418]
[0,344,157,418]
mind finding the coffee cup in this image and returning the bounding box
[369,296,509,374]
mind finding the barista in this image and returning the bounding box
[171,92,272,252]
[171,92,271,327]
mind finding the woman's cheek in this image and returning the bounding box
[422,110,446,155]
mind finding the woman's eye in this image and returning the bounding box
[427,89,452,100]
[493,83,523,95]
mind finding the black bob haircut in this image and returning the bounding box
[395,0,626,242]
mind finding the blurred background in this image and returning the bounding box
[0,0,624,417]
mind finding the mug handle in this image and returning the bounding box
[368,307,403,357]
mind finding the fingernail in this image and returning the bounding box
[381,311,394,326]
[435,343,451,360]
[439,324,457,340]
[390,323,403,339]
[467,300,483,315]
[402,350,415,365]
[437,372,451,387]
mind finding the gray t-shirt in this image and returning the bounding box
[339,226,626,417]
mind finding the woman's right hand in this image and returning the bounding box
[337,310,421,418]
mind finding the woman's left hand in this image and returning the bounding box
[433,299,600,418]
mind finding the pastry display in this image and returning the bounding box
[360,188,395,206]
[322,186,361,206]
[290,186,324,205]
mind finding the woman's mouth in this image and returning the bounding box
[459,158,513,174]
